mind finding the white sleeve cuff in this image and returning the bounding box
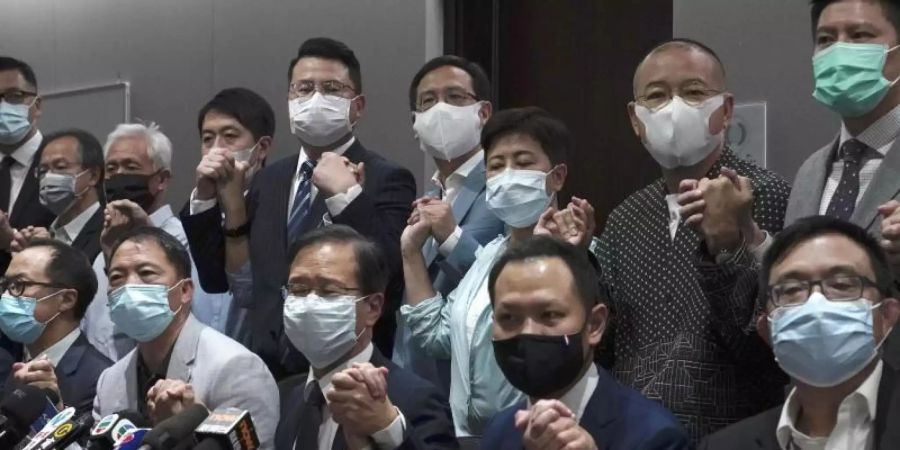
[437,226,463,257]
[750,230,772,263]
[370,408,406,449]
[325,184,363,217]
[189,188,218,215]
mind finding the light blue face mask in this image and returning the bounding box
[812,42,900,118]
[485,168,554,228]
[0,291,62,344]
[108,280,185,343]
[0,101,32,145]
[770,292,888,387]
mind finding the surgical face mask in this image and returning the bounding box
[770,292,886,387]
[283,293,368,369]
[108,280,185,343]
[813,42,900,118]
[39,170,90,215]
[413,102,483,161]
[634,95,725,169]
[231,142,258,164]
[493,330,587,398]
[289,92,354,147]
[105,173,157,211]
[0,291,63,344]
[0,101,33,146]
[486,168,554,228]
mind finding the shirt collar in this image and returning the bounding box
[526,362,599,421]
[148,204,175,227]
[7,130,42,167]
[840,102,900,156]
[25,327,80,367]
[306,342,374,401]
[776,360,883,449]
[431,150,484,192]
[299,136,356,166]
[51,201,100,243]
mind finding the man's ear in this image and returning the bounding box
[756,313,772,348]
[587,303,609,347]
[880,297,900,333]
[478,101,493,125]
[362,293,384,328]
[57,289,78,315]
[547,163,568,193]
[179,278,194,306]
[627,102,642,138]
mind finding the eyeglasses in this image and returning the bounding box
[288,80,355,100]
[768,275,882,308]
[0,276,66,298]
[0,90,37,105]
[635,87,721,111]
[415,88,478,112]
[281,283,361,299]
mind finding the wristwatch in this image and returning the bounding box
[224,221,251,238]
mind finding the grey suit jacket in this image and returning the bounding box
[92,314,279,449]
[786,136,900,232]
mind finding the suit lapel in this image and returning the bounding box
[799,138,838,220]
[56,334,87,378]
[166,315,202,382]
[118,351,140,412]
[278,155,300,242]
[9,156,41,225]
[876,354,900,449]
[579,368,619,445]
[852,138,900,231]
[70,206,103,253]
[451,161,485,224]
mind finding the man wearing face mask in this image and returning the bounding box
[0,239,111,415]
[392,56,504,395]
[30,129,106,262]
[401,107,598,439]
[481,236,690,450]
[275,225,457,450]
[700,216,900,449]
[182,37,415,379]
[93,227,279,449]
[594,39,792,441]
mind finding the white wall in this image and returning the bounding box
[0,0,440,204]
[674,0,838,180]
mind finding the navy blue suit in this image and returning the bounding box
[480,366,692,450]
[274,349,458,450]
[181,140,415,379]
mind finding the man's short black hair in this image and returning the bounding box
[0,56,38,91]
[287,37,363,93]
[811,0,900,40]
[761,216,896,306]
[488,236,606,313]
[197,87,276,142]
[24,238,97,320]
[408,55,491,110]
[110,227,192,280]
[481,107,570,166]
[289,225,388,295]
[37,129,105,195]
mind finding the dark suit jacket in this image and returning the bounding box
[1,333,112,416]
[181,140,416,378]
[69,205,104,263]
[274,348,458,450]
[480,366,692,450]
[700,352,900,450]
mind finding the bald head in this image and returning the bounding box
[632,39,727,98]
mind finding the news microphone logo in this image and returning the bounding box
[92,413,119,436]
[110,419,137,443]
[195,408,259,450]
[113,428,148,450]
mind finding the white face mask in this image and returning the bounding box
[634,94,725,169]
[231,142,257,164]
[485,168,554,228]
[289,92,354,147]
[413,102,483,161]
[283,293,367,369]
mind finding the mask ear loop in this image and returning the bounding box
[167,278,189,316]
[35,288,69,326]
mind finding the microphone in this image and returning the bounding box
[192,439,223,450]
[193,408,259,450]
[137,404,209,450]
[29,389,61,435]
[112,428,149,450]
[23,411,94,450]
[87,411,151,450]
[0,385,50,448]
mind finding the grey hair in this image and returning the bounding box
[104,122,173,172]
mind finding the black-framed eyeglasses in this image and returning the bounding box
[0,276,66,298]
[768,275,882,308]
[288,80,355,100]
[281,282,361,299]
[0,90,38,105]
[415,89,478,112]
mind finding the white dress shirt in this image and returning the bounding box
[819,103,900,214]
[299,343,406,450]
[24,327,81,366]
[431,151,484,256]
[50,202,100,245]
[3,130,42,213]
[776,361,882,450]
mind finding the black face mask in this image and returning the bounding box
[493,330,587,399]
[105,173,156,211]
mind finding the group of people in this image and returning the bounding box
[0,0,899,449]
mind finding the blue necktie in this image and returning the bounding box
[825,139,870,221]
[287,160,316,243]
